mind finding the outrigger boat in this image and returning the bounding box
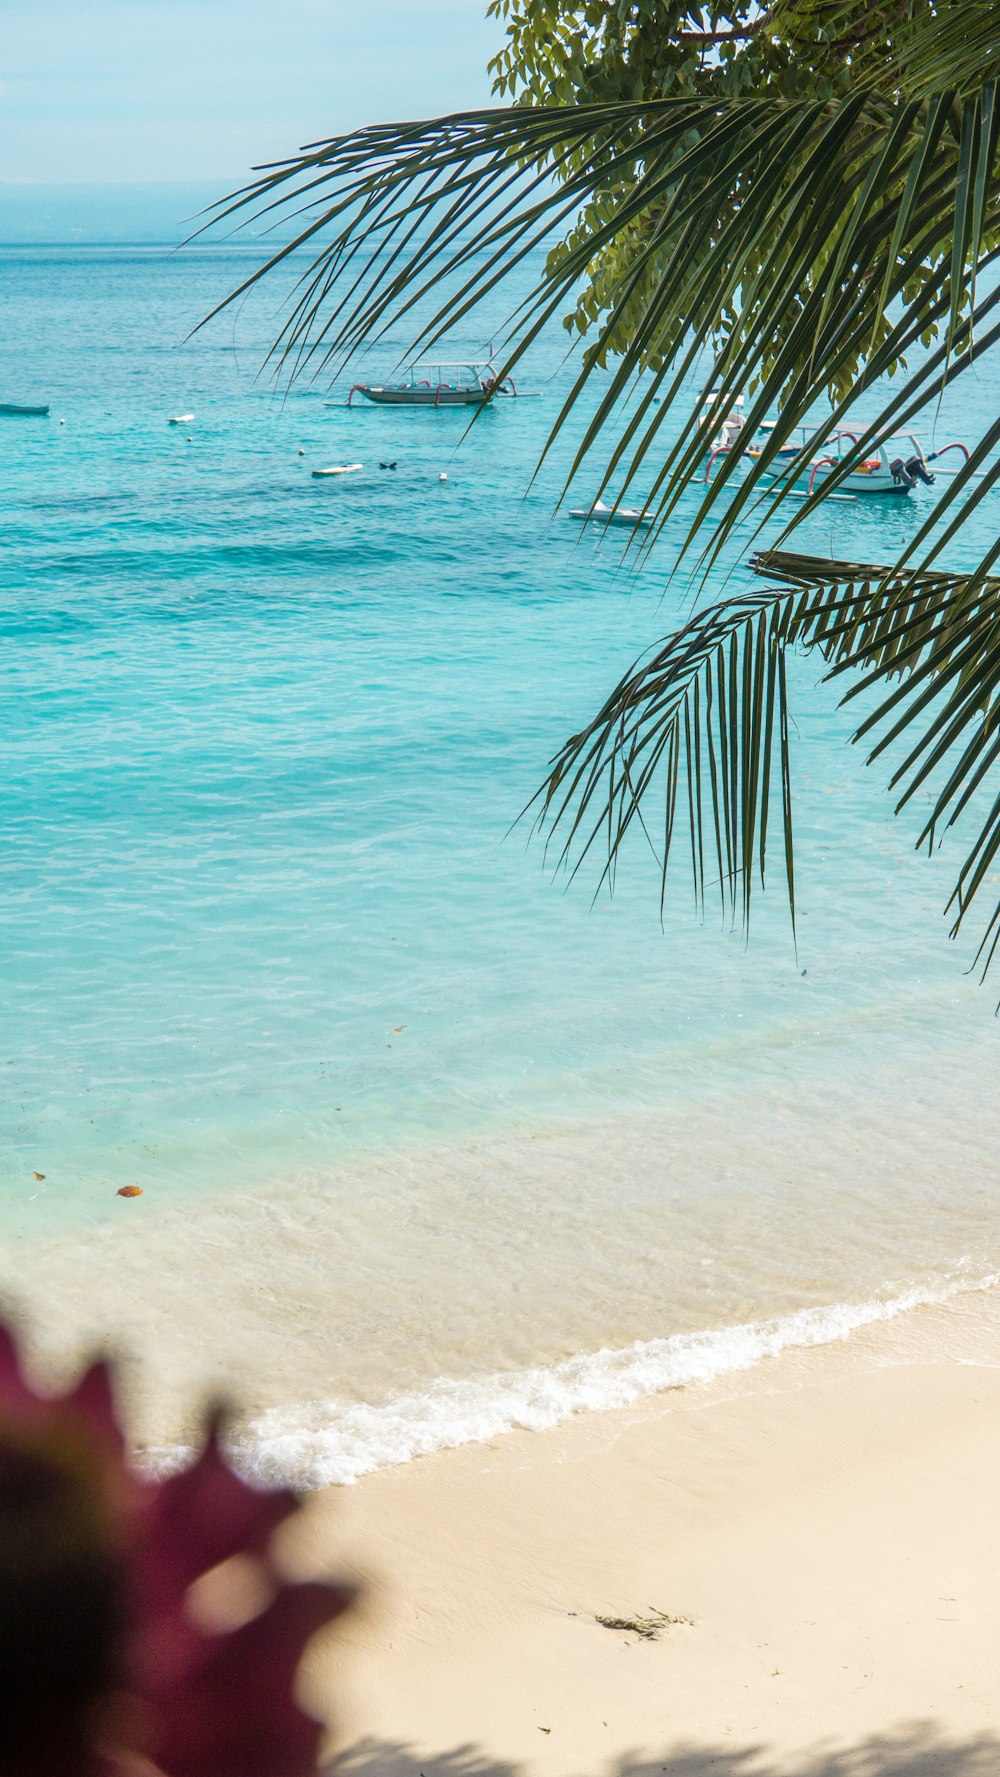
[705,417,970,496]
[348,360,520,407]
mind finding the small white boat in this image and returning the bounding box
[349,360,521,407]
[570,500,654,527]
[168,414,194,425]
[311,462,363,478]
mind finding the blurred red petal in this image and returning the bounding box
[139,1420,298,1614]
[65,1361,127,1460]
[146,1581,353,1777]
[0,1321,356,1777]
[0,1322,35,1411]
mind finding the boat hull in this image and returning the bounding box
[809,467,910,495]
[0,403,49,416]
[753,458,911,495]
[356,387,488,406]
[570,506,654,527]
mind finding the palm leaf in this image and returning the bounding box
[536,551,1000,973]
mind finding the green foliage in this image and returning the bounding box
[485,0,994,398]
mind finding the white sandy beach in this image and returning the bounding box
[6,1144,1000,1771]
[7,1117,1000,1775]
[282,1297,1000,1777]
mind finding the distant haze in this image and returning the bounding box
[0,1,501,199]
[0,182,234,245]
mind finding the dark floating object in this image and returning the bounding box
[379,461,398,470]
[117,1185,143,1198]
[0,403,50,417]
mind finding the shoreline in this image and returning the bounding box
[284,1293,1000,1775]
[6,1070,1000,1470]
[223,1274,1000,1488]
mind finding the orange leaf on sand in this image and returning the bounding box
[117,1185,143,1198]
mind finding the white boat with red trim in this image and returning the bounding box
[705,423,970,496]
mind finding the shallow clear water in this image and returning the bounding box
[2,244,999,1476]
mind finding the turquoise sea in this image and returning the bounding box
[2,242,999,1479]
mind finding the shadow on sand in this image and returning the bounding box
[325,1725,1000,1777]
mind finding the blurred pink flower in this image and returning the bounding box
[0,1324,353,1777]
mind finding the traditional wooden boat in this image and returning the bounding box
[0,402,49,416]
[348,361,519,407]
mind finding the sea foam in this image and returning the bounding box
[210,1274,993,1490]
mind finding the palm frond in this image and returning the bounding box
[198,77,1000,587]
[537,551,1000,974]
[886,1,1000,97]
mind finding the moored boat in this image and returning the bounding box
[570,499,654,527]
[0,402,49,417]
[348,361,519,407]
[705,423,970,496]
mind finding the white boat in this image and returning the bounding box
[311,463,363,477]
[570,500,654,527]
[348,360,520,407]
[168,413,194,425]
[705,423,970,496]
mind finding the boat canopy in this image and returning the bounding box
[408,361,498,380]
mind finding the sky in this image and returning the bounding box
[0,1,502,187]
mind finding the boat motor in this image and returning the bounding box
[890,453,936,489]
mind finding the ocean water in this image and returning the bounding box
[2,243,999,1479]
